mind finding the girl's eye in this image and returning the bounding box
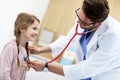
[33,27,38,30]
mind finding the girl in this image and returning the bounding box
[0,13,40,80]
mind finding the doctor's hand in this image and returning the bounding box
[29,46,41,54]
[28,60,45,71]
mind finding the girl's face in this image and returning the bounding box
[21,20,40,42]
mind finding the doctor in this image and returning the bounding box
[28,0,120,80]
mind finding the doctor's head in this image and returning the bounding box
[76,0,109,30]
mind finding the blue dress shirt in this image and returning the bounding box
[80,29,95,80]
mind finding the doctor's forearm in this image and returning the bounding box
[48,63,64,76]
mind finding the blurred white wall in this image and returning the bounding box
[0,0,50,53]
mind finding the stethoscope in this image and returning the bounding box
[48,24,96,63]
[24,56,29,63]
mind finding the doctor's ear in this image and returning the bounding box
[94,22,102,27]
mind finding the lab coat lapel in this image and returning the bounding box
[77,27,84,52]
[87,22,109,53]
[75,27,85,61]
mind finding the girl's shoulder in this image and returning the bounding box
[2,39,17,52]
[5,39,17,47]
[0,39,17,60]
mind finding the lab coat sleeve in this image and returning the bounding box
[49,24,76,57]
[0,43,16,80]
[63,30,120,80]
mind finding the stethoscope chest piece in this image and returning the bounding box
[24,56,29,62]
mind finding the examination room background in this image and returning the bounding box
[0,0,120,55]
[0,0,120,80]
[0,0,50,53]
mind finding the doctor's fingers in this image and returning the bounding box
[29,46,40,53]
[28,63,43,71]
[28,60,39,65]
[28,60,45,71]
[29,65,40,71]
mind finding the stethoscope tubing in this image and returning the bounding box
[48,24,84,63]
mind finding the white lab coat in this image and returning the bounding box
[49,16,120,80]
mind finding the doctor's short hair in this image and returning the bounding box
[82,0,109,23]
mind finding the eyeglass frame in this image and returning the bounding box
[75,8,95,26]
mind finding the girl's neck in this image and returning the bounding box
[19,38,28,47]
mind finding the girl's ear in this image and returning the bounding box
[20,28,25,33]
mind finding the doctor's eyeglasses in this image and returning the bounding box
[75,8,95,27]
